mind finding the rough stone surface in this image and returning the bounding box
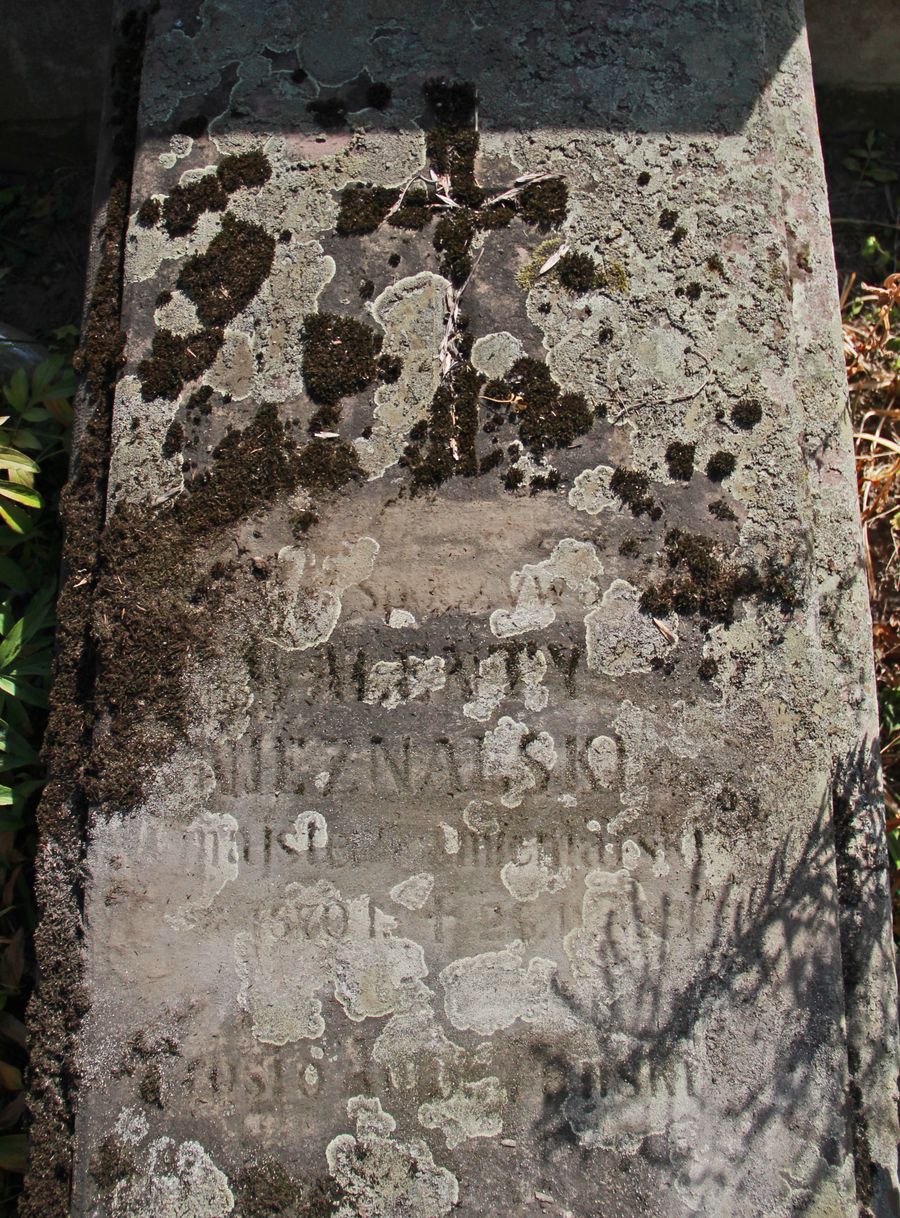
[29,2,900,1215]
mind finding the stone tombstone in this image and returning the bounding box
[34,0,900,1215]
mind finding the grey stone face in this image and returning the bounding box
[55,1,900,1215]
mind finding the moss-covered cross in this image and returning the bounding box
[313,77,606,491]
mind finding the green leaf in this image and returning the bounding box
[21,582,56,637]
[0,447,38,474]
[20,405,50,423]
[2,699,30,738]
[30,355,64,398]
[0,786,15,808]
[2,371,27,415]
[0,1133,28,1173]
[0,618,25,669]
[7,656,53,678]
[0,482,41,510]
[0,679,47,708]
[0,558,29,593]
[10,429,43,452]
[866,166,899,183]
[0,720,38,767]
[0,1061,22,1092]
[843,156,862,173]
[0,502,31,536]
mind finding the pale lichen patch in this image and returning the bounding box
[568,463,617,516]
[490,538,605,638]
[355,272,447,479]
[326,1097,458,1218]
[389,873,435,911]
[470,331,524,379]
[363,656,446,709]
[482,716,557,809]
[110,1137,234,1218]
[463,652,508,722]
[501,838,572,902]
[284,811,328,853]
[584,579,678,676]
[440,942,559,1035]
[387,608,417,629]
[418,1076,508,1149]
[235,881,427,1044]
[265,536,379,652]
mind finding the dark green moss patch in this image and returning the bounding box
[619,535,641,557]
[520,178,568,229]
[428,127,483,207]
[708,498,737,522]
[637,171,651,186]
[732,398,763,428]
[685,281,702,301]
[698,656,719,680]
[177,213,275,327]
[233,1157,308,1217]
[433,211,475,284]
[557,251,598,293]
[706,450,736,481]
[188,385,213,415]
[217,150,272,193]
[665,440,695,481]
[640,529,751,623]
[162,420,184,458]
[162,174,228,237]
[186,405,299,529]
[475,200,516,229]
[405,359,485,490]
[139,1062,163,1107]
[336,185,400,236]
[300,312,380,405]
[387,188,431,230]
[639,528,803,625]
[659,208,679,231]
[610,467,661,519]
[504,465,524,491]
[359,278,375,300]
[291,508,319,535]
[90,1135,135,1192]
[177,113,208,138]
[479,447,504,474]
[423,77,478,126]
[136,197,160,228]
[377,353,403,383]
[137,327,224,401]
[529,470,561,494]
[307,96,347,127]
[505,358,593,453]
[294,438,364,491]
[367,81,392,110]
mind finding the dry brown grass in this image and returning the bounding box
[843,271,900,919]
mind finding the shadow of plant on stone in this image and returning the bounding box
[527,741,897,1213]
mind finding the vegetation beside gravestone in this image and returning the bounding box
[0,346,74,1212]
[844,272,900,933]
[827,116,900,936]
[0,162,89,1212]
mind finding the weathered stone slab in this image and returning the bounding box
[28,1,900,1215]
